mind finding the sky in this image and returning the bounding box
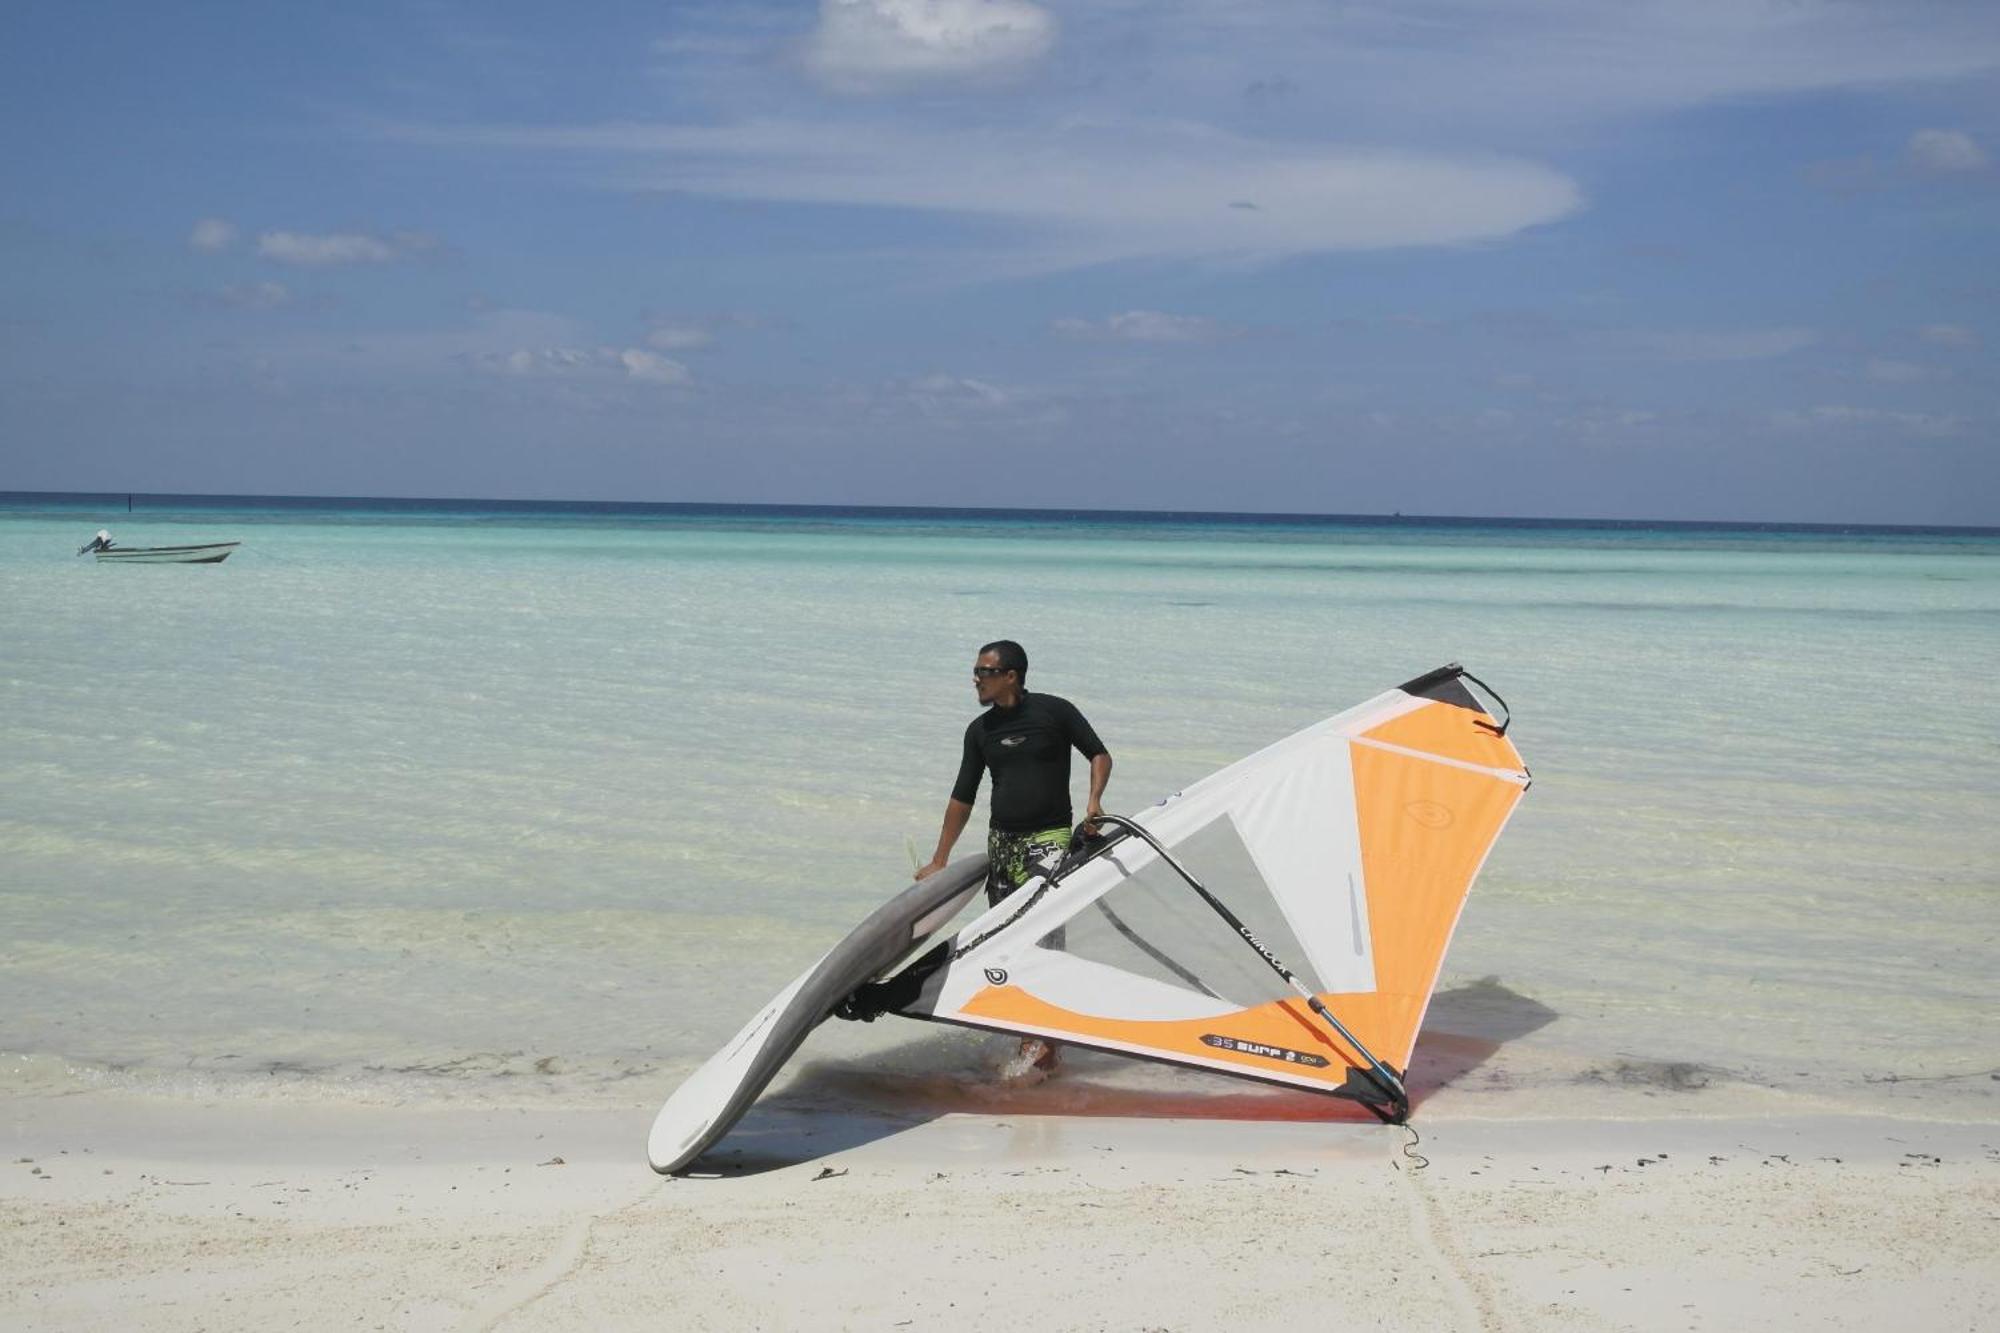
[3,1,1998,524]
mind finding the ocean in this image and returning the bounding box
[3,493,1995,1123]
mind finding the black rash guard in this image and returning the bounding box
[951,691,1107,833]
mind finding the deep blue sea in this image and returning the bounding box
[3,493,1995,1120]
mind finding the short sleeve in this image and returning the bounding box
[1051,696,1106,758]
[950,718,985,804]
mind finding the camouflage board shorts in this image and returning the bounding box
[984,825,1070,907]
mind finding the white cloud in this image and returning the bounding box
[1622,327,1820,362]
[1907,128,1989,174]
[257,230,441,267]
[906,373,1015,407]
[647,325,715,351]
[259,232,398,265]
[488,343,689,387]
[223,308,586,382]
[1919,324,1979,348]
[1054,310,1240,343]
[1866,358,1947,385]
[220,281,291,310]
[804,0,1056,94]
[188,218,238,252]
[620,348,692,384]
[497,347,595,376]
[395,118,1582,268]
[1555,407,1662,437]
[1770,405,1967,438]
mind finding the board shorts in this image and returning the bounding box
[985,823,1071,958]
[984,825,1071,908]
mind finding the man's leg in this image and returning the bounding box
[983,826,1071,1076]
[983,827,1029,908]
[1020,827,1071,952]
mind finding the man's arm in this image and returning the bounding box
[1050,696,1112,830]
[1082,751,1113,829]
[915,798,974,881]
[918,722,986,881]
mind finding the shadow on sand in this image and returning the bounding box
[679,976,1558,1177]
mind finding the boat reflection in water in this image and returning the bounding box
[77,530,240,564]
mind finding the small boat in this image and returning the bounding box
[78,530,240,564]
[95,541,240,564]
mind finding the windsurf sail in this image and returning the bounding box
[869,664,1530,1121]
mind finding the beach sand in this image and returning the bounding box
[6,1087,1995,1332]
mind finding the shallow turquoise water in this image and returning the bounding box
[3,500,1995,1117]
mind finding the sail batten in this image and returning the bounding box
[1350,734,1534,782]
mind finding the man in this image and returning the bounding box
[915,639,1112,1077]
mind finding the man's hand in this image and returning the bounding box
[914,855,948,881]
[1081,802,1106,835]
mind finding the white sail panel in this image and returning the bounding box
[946,946,1240,1023]
[1226,737,1374,995]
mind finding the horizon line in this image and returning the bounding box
[3,489,1996,537]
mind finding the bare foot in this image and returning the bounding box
[1001,1038,1061,1082]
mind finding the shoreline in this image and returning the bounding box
[7,1091,1995,1331]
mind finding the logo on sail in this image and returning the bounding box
[1404,799,1454,829]
[1200,1034,1330,1067]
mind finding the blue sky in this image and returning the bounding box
[4,1,1997,523]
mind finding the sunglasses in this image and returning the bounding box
[972,666,1011,679]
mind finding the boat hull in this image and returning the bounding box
[94,542,240,564]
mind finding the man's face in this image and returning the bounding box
[972,650,1014,705]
